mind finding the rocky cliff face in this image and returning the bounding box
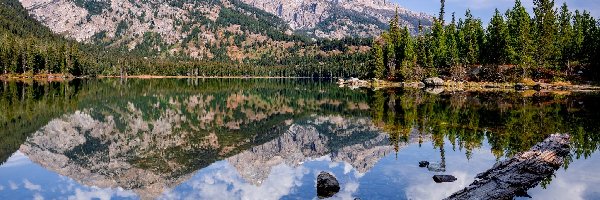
[239,0,432,38]
[19,0,432,56]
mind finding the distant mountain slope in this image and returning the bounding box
[19,0,430,61]
[19,0,312,60]
[239,0,433,38]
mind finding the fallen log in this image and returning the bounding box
[446,134,570,200]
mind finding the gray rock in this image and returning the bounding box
[433,175,457,183]
[423,77,445,86]
[419,161,429,167]
[317,171,340,198]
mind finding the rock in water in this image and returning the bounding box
[317,171,340,198]
[433,175,458,183]
[423,77,445,86]
[419,161,430,167]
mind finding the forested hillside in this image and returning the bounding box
[1,0,375,77]
[0,0,92,76]
[370,0,600,83]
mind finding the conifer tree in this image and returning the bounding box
[458,10,484,65]
[485,9,510,65]
[446,13,460,67]
[507,0,534,77]
[557,3,573,72]
[439,0,446,25]
[373,41,386,79]
[533,0,558,68]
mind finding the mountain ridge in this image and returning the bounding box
[19,0,431,60]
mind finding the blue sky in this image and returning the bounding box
[394,0,600,24]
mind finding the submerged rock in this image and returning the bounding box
[433,175,457,183]
[419,161,430,167]
[423,77,445,86]
[317,171,340,198]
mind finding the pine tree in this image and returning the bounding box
[533,0,558,68]
[373,41,386,79]
[386,41,396,78]
[557,3,573,72]
[416,21,432,68]
[507,0,534,77]
[399,26,416,80]
[432,19,447,68]
[446,12,460,67]
[439,0,446,25]
[485,9,510,65]
[458,10,484,65]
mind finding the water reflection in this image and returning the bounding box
[0,79,599,199]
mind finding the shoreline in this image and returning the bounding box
[96,75,316,79]
[2,74,599,92]
[339,79,600,92]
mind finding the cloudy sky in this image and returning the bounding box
[394,0,600,24]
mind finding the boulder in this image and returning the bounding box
[419,161,430,167]
[433,175,457,183]
[423,77,445,86]
[317,171,340,198]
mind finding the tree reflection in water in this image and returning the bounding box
[0,79,599,199]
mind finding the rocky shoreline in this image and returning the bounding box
[338,77,600,92]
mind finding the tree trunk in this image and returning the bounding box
[446,134,570,200]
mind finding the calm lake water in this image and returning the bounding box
[0,78,599,200]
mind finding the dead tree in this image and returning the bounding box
[446,134,570,200]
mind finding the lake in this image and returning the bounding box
[0,78,599,200]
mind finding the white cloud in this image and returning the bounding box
[24,179,42,191]
[0,184,4,191]
[160,161,308,200]
[33,193,44,200]
[526,151,600,199]
[68,187,137,200]
[9,181,18,190]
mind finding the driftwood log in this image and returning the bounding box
[446,134,571,200]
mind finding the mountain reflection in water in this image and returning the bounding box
[0,78,599,200]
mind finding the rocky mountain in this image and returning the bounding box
[239,0,433,38]
[18,0,431,60]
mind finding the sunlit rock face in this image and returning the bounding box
[20,0,432,44]
[238,0,432,38]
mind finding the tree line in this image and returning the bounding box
[370,0,600,83]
